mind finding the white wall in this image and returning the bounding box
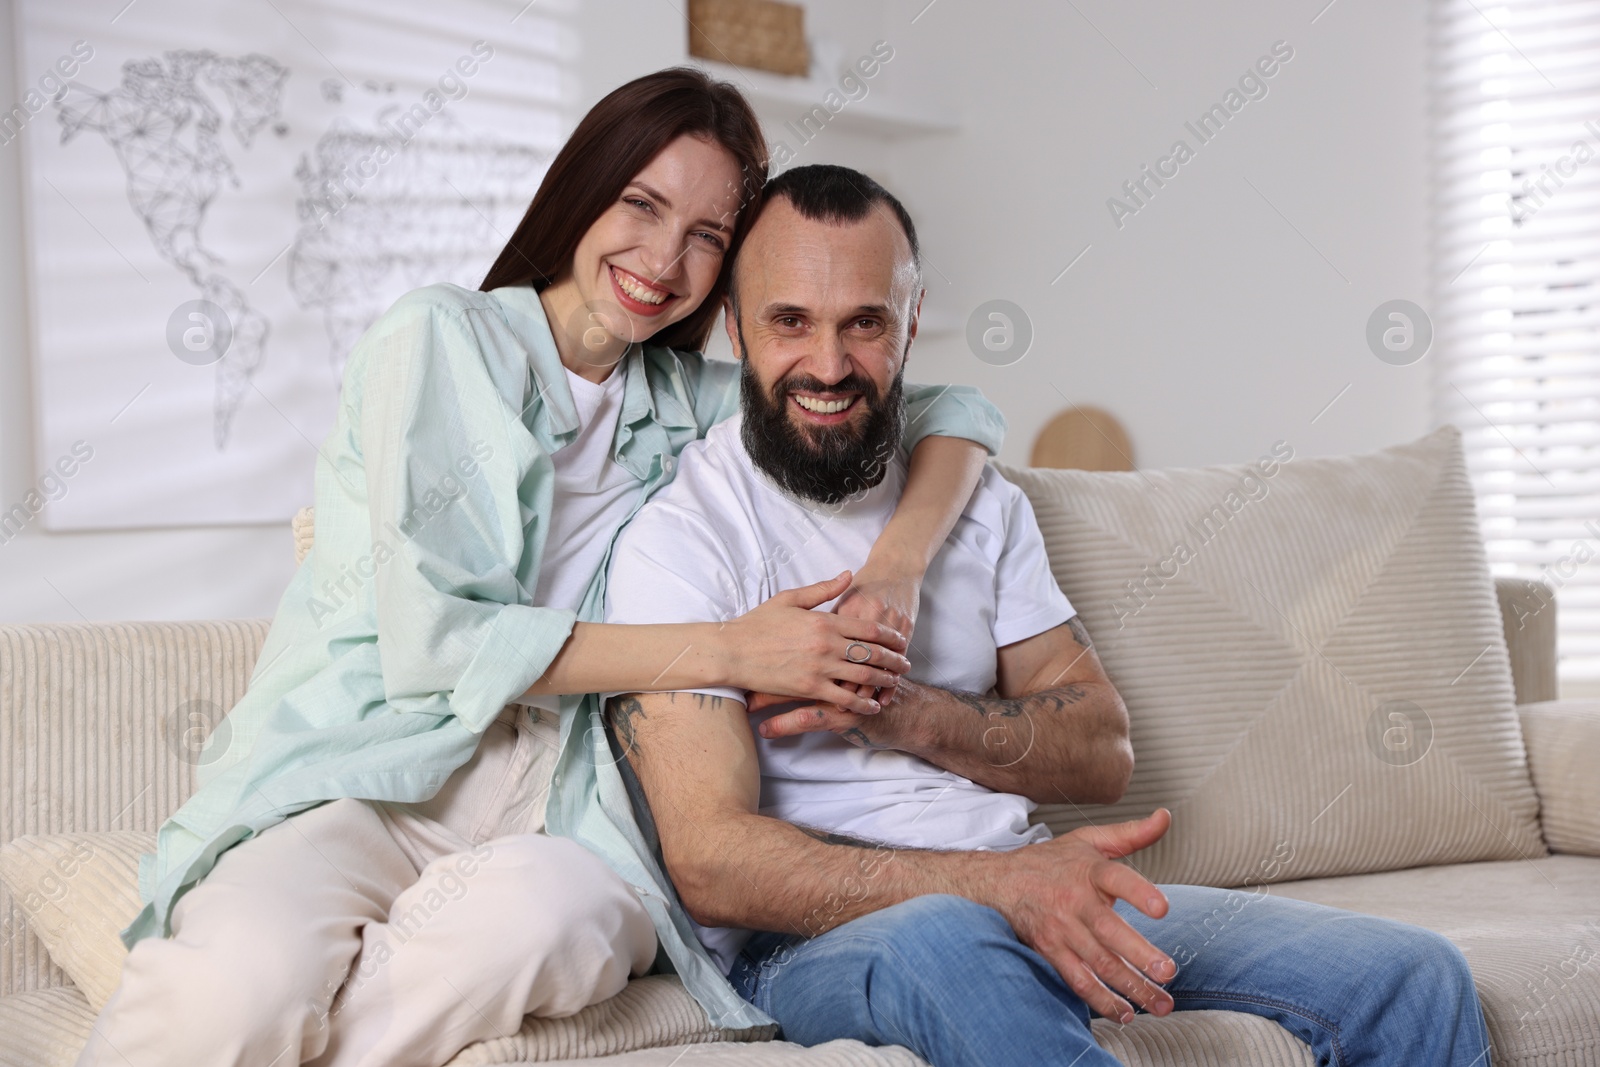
[880,0,1432,471]
[0,0,1430,623]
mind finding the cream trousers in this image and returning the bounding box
[76,706,657,1067]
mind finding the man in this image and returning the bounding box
[600,164,1492,1067]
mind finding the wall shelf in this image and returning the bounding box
[689,59,960,140]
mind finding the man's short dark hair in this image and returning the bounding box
[730,164,921,320]
[761,164,920,265]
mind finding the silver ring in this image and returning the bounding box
[845,641,872,664]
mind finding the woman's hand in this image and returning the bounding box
[833,553,925,710]
[744,562,926,725]
[834,558,923,649]
[724,571,911,716]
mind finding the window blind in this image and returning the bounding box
[1431,0,1600,690]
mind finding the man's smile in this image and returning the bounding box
[789,391,862,424]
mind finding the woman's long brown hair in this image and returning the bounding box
[479,68,768,352]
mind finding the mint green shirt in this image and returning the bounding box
[124,282,1004,1031]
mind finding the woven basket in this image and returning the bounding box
[688,0,809,77]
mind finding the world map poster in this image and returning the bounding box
[15,0,567,527]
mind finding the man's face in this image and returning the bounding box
[727,197,922,504]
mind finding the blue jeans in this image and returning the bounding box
[729,888,1491,1067]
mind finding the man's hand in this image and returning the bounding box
[987,808,1177,1023]
[746,616,1133,806]
[755,677,937,746]
[609,686,1174,1024]
[724,571,910,715]
[753,698,1173,1022]
[744,566,923,718]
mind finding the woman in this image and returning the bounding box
[80,69,1004,1067]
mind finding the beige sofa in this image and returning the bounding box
[2,430,1598,1066]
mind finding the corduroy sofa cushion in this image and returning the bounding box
[1517,699,1600,856]
[0,987,100,1067]
[0,832,145,1012]
[0,977,898,1067]
[0,618,274,1001]
[1269,855,1600,1066]
[1000,425,1546,887]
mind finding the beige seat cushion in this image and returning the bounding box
[0,982,909,1067]
[998,425,1546,888]
[0,985,1329,1067]
[475,1042,928,1066]
[0,832,1318,1067]
[440,974,764,1065]
[1270,855,1600,1067]
[0,979,920,1067]
[1090,1011,1313,1066]
[10,837,1594,1065]
[0,973,1319,1067]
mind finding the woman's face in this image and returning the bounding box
[558,133,745,365]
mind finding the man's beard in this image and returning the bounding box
[738,345,907,507]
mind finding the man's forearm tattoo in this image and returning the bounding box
[610,691,728,754]
[840,726,889,751]
[791,825,902,938]
[949,684,1089,719]
[664,691,726,710]
[797,824,886,850]
[1066,614,1094,651]
[609,695,648,755]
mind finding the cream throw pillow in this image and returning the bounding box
[0,831,148,1012]
[997,425,1546,887]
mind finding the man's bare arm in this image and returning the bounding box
[758,615,1133,804]
[607,689,1175,1024]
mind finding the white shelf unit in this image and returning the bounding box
[688,58,959,140]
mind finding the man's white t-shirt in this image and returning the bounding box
[604,413,1075,971]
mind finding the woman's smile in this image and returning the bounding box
[538,131,744,376]
[608,264,676,316]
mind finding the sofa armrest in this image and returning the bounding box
[1496,577,1559,705]
[1518,699,1600,856]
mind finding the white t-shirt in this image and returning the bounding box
[516,364,640,715]
[604,414,1074,971]
[534,364,640,613]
